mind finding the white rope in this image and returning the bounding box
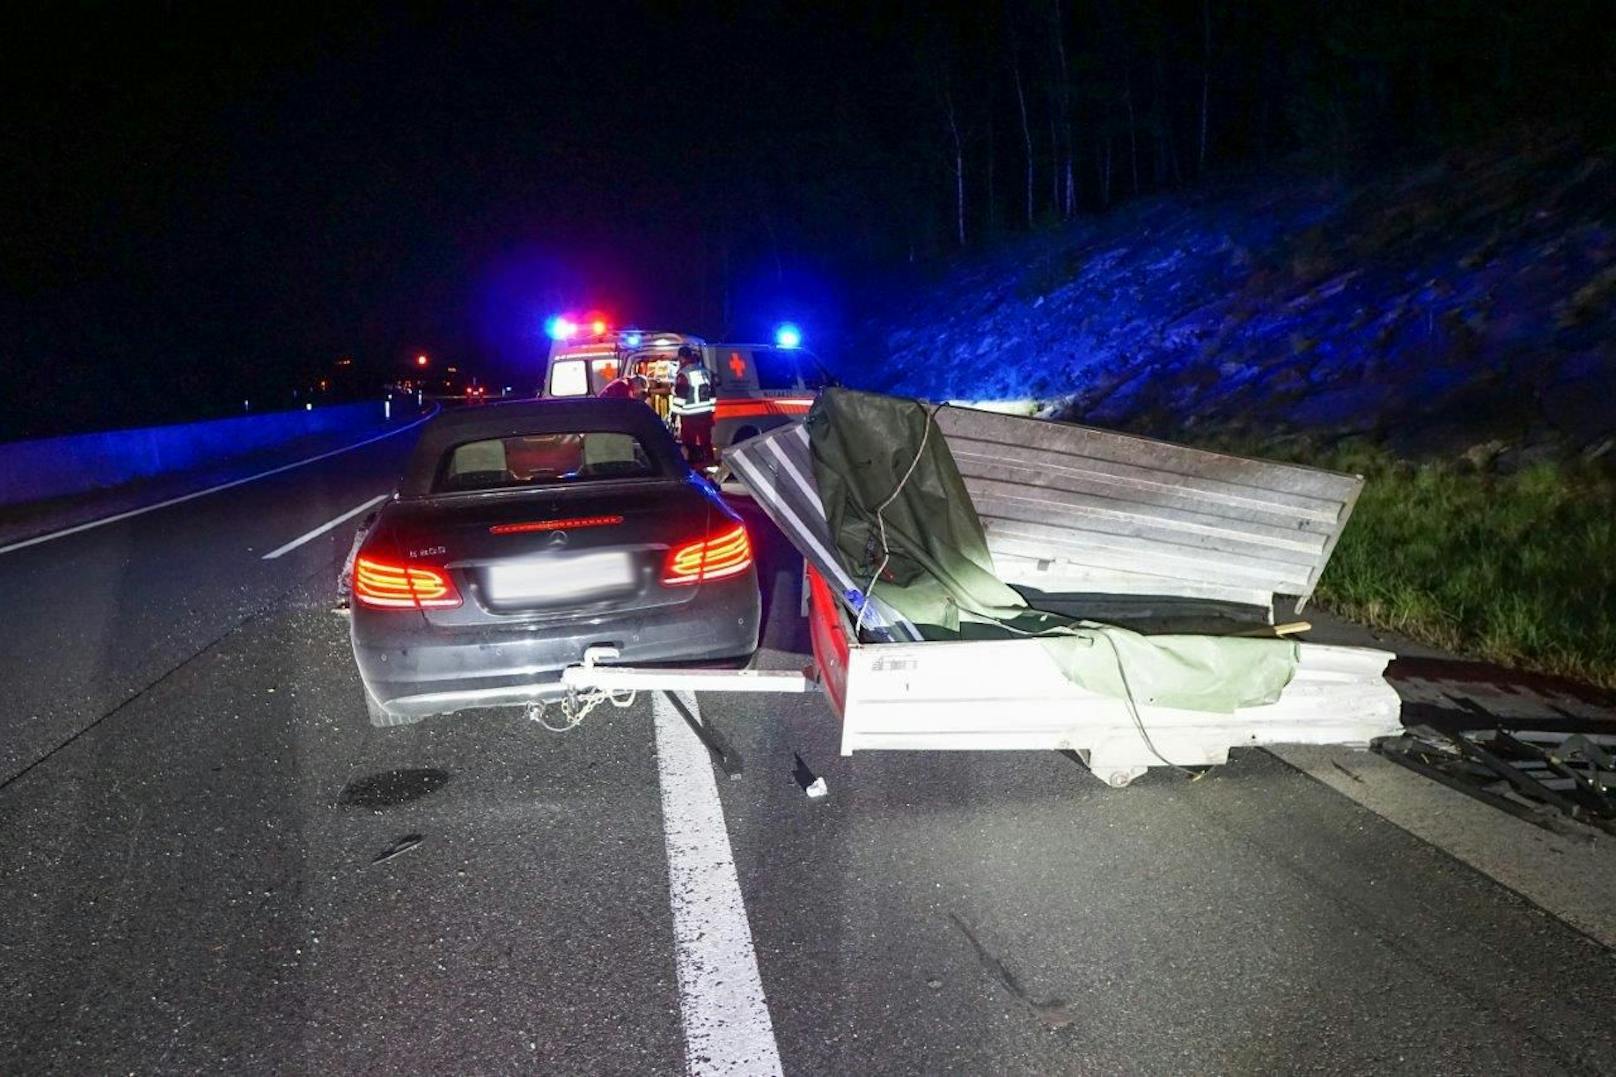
[1090,625,1199,779]
[854,401,939,635]
[841,400,1195,781]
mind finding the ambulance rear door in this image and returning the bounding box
[544,348,622,397]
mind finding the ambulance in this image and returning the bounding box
[541,323,833,451]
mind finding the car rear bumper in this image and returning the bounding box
[351,574,761,722]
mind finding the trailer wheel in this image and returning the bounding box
[1105,767,1147,789]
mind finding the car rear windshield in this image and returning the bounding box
[432,431,664,493]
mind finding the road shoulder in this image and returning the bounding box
[1268,743,1616,950]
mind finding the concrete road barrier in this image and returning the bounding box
[0,401,400,506]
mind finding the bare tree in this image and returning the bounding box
[985,112,996,233]
[1050,0,1075,217]
[1049,109,1061,211]
[1124,73,1139,196]
[944,89,966,247]
[1010,42,1035,227]
[1154,51,1181,187]
[1063,134,1076,218]
[1099,130,1112,207]
[1199,0,1211,174]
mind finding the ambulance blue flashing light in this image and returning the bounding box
[545,315,578,341]
[623,331,643,348]
[774,323,802,349]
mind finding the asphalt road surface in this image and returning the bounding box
[3,419,1614,1075]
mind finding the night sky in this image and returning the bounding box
[5,4,881,435]
[5,2,1611,438]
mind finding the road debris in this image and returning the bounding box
[792,753,827,798]
[371,834,425,864]
[1377,726,1616,838]
[949,912,1074,1031]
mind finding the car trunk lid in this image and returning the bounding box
[383,479,714,626]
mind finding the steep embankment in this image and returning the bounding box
[857,135,1616,688]
[861,132,1616,459]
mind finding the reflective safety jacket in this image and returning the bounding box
[671,364,715,416]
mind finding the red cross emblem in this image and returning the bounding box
[729,352,746,378]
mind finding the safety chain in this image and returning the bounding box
[525,685,638,733]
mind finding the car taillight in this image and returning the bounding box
[663,524,752,586]
[489,515,623,536]
[352,555,462,609]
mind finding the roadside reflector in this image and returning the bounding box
[663,523,752,585]
[353,555,462,609]
[489,515,624,535]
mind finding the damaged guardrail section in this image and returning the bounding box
[931,405,1362,616]
[725,391,1403,785]
[833,627,1397,787]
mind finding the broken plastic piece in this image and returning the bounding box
[372,833,424,864]
[792,752,828,798]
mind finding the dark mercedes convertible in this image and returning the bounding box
[345,398,760,725]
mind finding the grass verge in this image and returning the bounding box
[1181,430,1616,689]
[1305,445,1615,690]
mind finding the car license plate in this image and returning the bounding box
[484,553,635,606]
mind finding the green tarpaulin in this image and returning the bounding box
[806,388,1299,713]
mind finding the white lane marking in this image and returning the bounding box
[652,691,783,1076]
[261,493,388,560]
[0,406,438,558]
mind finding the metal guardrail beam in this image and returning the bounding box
[561,665,816,695]
[930,405,1363,614]
[727,400,1363,619]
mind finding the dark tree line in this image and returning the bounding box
[9,0,1616,437]
[701,0,1616,279]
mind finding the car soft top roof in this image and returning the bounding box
[400,398,688,497]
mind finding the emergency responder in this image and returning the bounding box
[642,369,673,421]
[599,373,644,400]
[671,346,715,466]
[629,374,651,401]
